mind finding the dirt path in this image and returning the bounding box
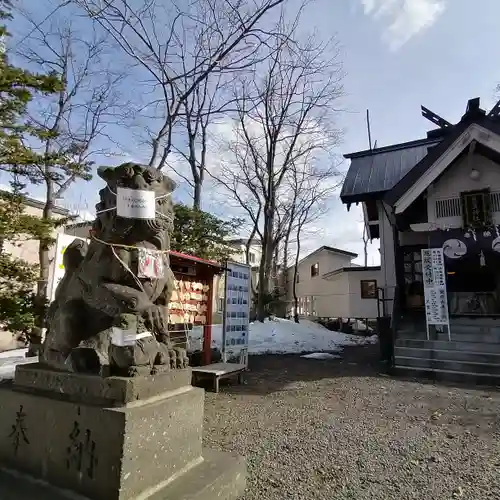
[203,344,500,500]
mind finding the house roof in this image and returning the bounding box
[322,265,381,279]
[385,116,500,208]
[1,191,70,216]
[66,220,93,230]
[340,138,440,204]
[227,238,260,246]
[290,245,358,269]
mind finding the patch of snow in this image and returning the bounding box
[0,349,37,380]
[190,318,378,355]
[0,348,28,359]
[301,352,342,360]
[0,318,378,378]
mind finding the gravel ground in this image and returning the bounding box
[203,344,500,500]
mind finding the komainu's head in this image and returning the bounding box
[93,163,176,249]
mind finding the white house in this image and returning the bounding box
[340,97,500,381]
[287,245,381,319]
[0,194,70,349]
[3,195,70,265]
[226,238,262,267]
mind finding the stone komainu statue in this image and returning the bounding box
[42,163,189,376]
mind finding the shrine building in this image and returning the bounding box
[341,97,500,383]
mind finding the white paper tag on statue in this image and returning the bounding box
[111,327,137,347]
[116,187,155,219]
[138,248,164,278]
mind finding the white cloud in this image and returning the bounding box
[361,0,447,50]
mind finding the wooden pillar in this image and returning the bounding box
[394,230,405,311]
[203,268,214,366]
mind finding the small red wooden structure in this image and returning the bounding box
[168,250,223,365]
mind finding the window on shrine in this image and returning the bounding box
[461,188,492,229]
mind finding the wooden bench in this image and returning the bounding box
[191,363,246,393]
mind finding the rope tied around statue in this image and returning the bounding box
[94,184,175,339]
[89,234,212,363]
[92,188,209,351]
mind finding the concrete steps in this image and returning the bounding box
[398,330,500,343]
[392,366,500,386]
[395,356,500,375]
[396,338,500,354]
[394,321,500,383]
[394,346,500,365]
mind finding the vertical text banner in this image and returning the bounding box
[222,262,251,366]
[422,248,450,339]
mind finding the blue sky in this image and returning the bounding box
[7,0,500,265]
[335,0,500,153]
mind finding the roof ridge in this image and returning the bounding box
[344,137,440,159]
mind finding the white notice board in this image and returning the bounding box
[48,233,89,302]
[222,261,251,366]
[421,248,450,340]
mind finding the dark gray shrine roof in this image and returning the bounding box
[341,97,500,206]
[340,137,441,204]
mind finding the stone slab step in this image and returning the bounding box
[450,318,500,326]
[439,332,500,343]
[151,449,246,500]
[395,338,500,354]
[449,325,500,335]
[0,449,247,500]
[392,366,500,386]
[395,356,500,375]
[397,330,500,343]
[394,346,500,364]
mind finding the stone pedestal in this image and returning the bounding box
[0,364,246,499]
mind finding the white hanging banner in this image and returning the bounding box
[116,187,155,219]
[422,248,450,340]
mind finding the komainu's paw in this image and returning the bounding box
[172,347,188,369]
[168,349,178,369]
[156,351,168,365]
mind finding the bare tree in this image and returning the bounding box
[72,0,287,176]
[168,72,230,210]
[290,177,337,322]
[17,11,124,350]
[275,150,342,322]
[212,15,343,321]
